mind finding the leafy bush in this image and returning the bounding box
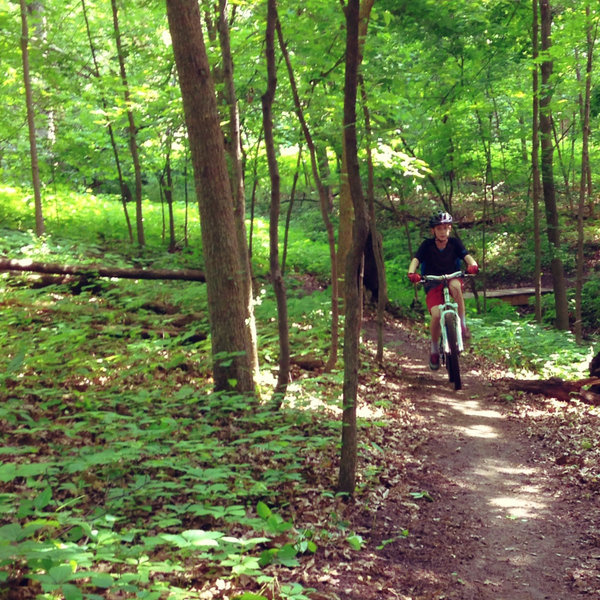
[470,307,594,379]
[581,278,600,335]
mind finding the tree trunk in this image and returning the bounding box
[532,0,542,323]
[161,136,177,253]
[112,0,145,247]
[217,0,260,382]
[575,5,596,343]
[166,0,255,395]
[336,0,375,304]
[539,0,569,330]
[282,145,302,275]
[359,73,387,363]
[19,0,44,237]
[508,377,600,406]
[316,144,334,213]
[262,0,290,405]
[276,18,340,372]
[81,0,133,243]
[338,0,370,497]
[247,130,263,263]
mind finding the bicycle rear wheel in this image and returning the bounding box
[444,313,462,390]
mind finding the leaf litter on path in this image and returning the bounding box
[323,315,600,600]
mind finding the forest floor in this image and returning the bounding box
[299,313,600,600]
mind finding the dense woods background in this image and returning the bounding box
[2,0,600,598]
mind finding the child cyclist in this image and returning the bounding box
[407,210,478,371]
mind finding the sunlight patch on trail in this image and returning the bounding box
[489,492,547,519]
[458,423,498,439]
[433,394,551,520]
[450,400,504,420]
[452,401,505,438]
[471,460,547,518]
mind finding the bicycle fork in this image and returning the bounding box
[439,302,464,354]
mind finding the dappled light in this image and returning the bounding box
[3,0,600,595]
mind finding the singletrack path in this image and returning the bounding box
[341,316,600,600]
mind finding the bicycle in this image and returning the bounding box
[421,271,471,391]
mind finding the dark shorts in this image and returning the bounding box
[426,279,464,313]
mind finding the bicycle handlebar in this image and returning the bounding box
[421,271,466,282]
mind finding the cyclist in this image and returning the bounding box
[407,210,479,370]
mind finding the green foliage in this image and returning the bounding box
[579,279,600,335]
[469,300,595,379]
[0,190,343,598]
[0,322,328,598]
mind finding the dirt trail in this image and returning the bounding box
[352,318,600,600]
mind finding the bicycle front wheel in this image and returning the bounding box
[444,313,462,390]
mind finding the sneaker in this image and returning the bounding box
[429,353,440,370]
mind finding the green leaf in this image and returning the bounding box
[33,487,53,511]
[49,565,75,584]
[256,501,272,519]
[0,523,23,542]
[277,543,299,567]
[89,572,115,588]
[62,583,83,600]
[346,534,364,551]
[182,529,224,547]
[0,464,16,483]
[259,548,277,567]
[6,342,27,374]
[230,555,261,576]
[410,490,434,502]
[161,529,224,549]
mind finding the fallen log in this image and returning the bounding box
[0,257,206,283]
[507,376,600,406]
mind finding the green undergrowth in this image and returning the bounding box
[0,275,351,599]
[467,299,596,380]
[2,185,598,598]
[0,185,344,599]
[0,386,337,599]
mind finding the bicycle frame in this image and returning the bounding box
[422,270,465,355]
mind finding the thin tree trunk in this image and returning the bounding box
[162,135,177,253]
[539,0,569,330]
[183,150,189,246]
[532,0,543,323]
[282,144,302,275]
[159,172,166,241]
[575,6,597,343]
[81,0,133,243]
[167,0,255,394]
[336,0,375,305]
[519,116,528,164]
[19,0,44,237]
[276,18,339,372]
[248,129,263,262]
[551,117,575,211]
[338,0,370,497]
[112,0,145,246]
[262,0,290,404]
[359,73,387,363]
[316,145,334,213]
